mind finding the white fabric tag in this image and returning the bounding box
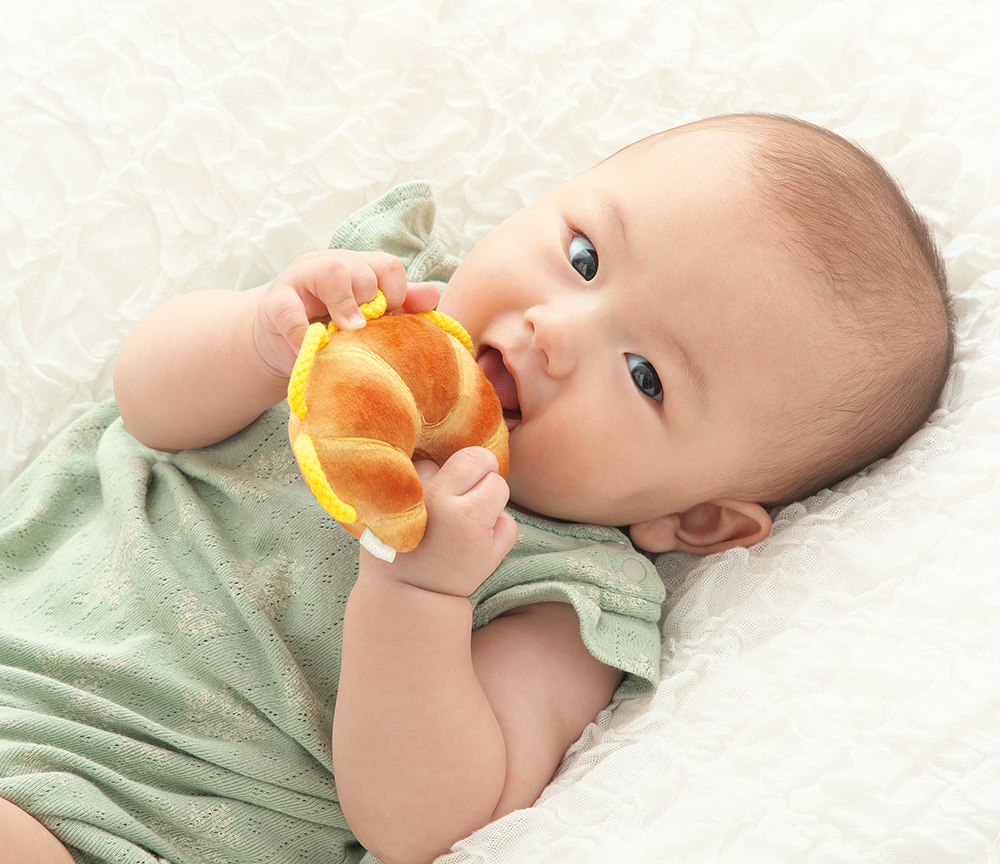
[360,527,397,563]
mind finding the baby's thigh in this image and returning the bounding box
[0,797,75,864]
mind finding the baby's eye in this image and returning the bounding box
[568,234,598,281]
[626,354,663,403]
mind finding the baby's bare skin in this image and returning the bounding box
[0,797,75,864]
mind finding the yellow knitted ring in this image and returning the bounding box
[327,290,388,334]
[418,309,474,355]
[288,322,330,420]
[292,433,358,523]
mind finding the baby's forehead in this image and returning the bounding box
[594,118,863,222]
[600,122,758,176]
[584,140,808,275]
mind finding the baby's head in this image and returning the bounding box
[438,113,953,554]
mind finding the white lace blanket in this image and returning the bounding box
[2,2,998,861]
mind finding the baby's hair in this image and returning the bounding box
[627,114,955,506]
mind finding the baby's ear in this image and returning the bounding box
[630,500,771,555]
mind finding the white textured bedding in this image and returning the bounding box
[2,1,999,862]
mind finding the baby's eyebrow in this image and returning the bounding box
[595,190,629,255]
[678,339,708,416]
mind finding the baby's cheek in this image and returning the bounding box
[503,438,580,514]
[500,446,545,511]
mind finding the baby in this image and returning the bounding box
[0,113,952,864]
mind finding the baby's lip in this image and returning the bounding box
[477,346,521,430]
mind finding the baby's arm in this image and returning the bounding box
[334,450,623,864]
[114,251,439,451]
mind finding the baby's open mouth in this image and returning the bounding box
[477,346,521,430]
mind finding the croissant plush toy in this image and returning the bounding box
[287,291,509,562]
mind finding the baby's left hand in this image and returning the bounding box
[361,447,518,597]
[255,250,441,381]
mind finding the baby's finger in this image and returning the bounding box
[466,470,512,517]
[490,510,519,561]
[311,253,408,328]
[413,459,440,484]
[359,252,409,313]
[426,447,501,499]
[291,253,367,331]
[396,282,441,315]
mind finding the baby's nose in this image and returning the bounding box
[524,300,590,379]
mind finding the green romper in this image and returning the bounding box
[0,183,665,864]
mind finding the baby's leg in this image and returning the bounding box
[0,797,75,864]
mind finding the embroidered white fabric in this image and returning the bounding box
[1,1,998,861]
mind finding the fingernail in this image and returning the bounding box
[344,310,366,329]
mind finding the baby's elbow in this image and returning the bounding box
[348,800,496,864]
[113,355,150,446]
[363,841,444,864]
[112,365,178,453]
[356,829,459,864]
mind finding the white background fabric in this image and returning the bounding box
[1,1,998,861]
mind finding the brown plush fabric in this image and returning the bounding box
[288,314,508,551]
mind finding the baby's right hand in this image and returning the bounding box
[361,448,519,598]
[254,250,440,379]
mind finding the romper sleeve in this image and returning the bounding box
[468,508,665,701]
[327,180,459,287]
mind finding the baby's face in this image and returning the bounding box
[438,128,836,536]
